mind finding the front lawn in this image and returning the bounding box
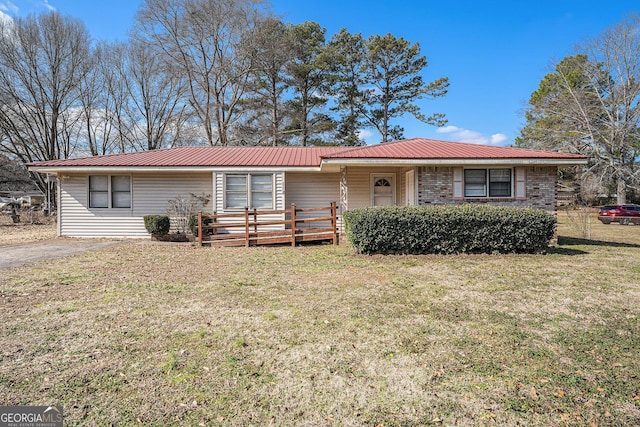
[0,215,639,425]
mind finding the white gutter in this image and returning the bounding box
[29,157,588,175]
[320,158,588,167]
[29,165,325,174]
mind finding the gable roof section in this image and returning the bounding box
[29,138,587,172]
[30,146,351,168]
[322,138,585,160]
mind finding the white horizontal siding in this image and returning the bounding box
[132,173,213,216]
[214,172,223,213]
[285,172,340,208]
[285,172,340,229]
[59,173,213,238]
[275,172,285,210]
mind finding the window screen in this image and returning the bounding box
[225,175,248,208]
[89,175,109,208]
[464,169,486,197]
[489,169,511,197]
[111,176,131,208]
[250,175,273,209]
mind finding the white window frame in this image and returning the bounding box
[463,168,513,198]
[224,173,274,210]
[88,175,132,209]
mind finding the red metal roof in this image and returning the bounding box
[29,138,586,168]
[322,138,586,160]
[30,146,351,168]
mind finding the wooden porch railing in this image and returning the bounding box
[197,202,338,247]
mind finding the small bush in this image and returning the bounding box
[167,193,210,234]
[143,215,170,235]
[343,205,557,255]
[188,214,214,237]
[188,214,198,236]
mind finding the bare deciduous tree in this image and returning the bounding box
[518,15,640,204]
[0,153,35,191]
[76,42,125,156]
[136,0,265,146]
[0,12,92,191]
[114,39,191,150]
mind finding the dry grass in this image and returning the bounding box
[0,211,57,245]
[0,213,639,426]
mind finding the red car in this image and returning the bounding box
[598,204,640,225]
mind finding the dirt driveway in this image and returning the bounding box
[0,239,131,269]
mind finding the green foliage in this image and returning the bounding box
[343,205,556,255]
[516,16,640,204]
[327,28,367,146]
[515,55,594,152]
[240,18,295,147]
[285,21,336,146]
[188,214,198,236]
[188,214,213,237]
[143,215,170,235]
[361,33,449,142]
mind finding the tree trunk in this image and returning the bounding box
[616,177,626,204]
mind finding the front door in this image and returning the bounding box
[371,174,396,206]
[405,169,415,206]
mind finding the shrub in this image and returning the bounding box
[143,215,171,235]
[188,214,198,236]
[343,205,557,255]
[188,214,214,237]
[167,193,210,234]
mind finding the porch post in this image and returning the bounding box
[331,201,338,245]
[253,208,258,233]
[291,203,297,247]
[198,212,203,247]
[244,207,250,247]
[340,166,348,213]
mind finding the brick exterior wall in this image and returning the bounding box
[417,166,558,212]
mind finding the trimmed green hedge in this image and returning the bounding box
[343,205,556,255]
[143,215,171,235]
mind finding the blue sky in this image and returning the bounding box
[0,0,637,146]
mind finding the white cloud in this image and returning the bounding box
[436,125,508,146]
[490,133,508,145]
[357,129,375,143]
[42,0,56,12]
[0,1,18,14]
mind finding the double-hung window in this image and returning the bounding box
[488,169,511,197]
[225,175,248,208]
[464,169,512,198]
[89,175,131,208]
[250,175,273,208]
[225,174,273,209]
[89,176,109,208]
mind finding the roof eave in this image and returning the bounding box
[28,165,326,174]
[321,158,589,166]
[29,157,588,174]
